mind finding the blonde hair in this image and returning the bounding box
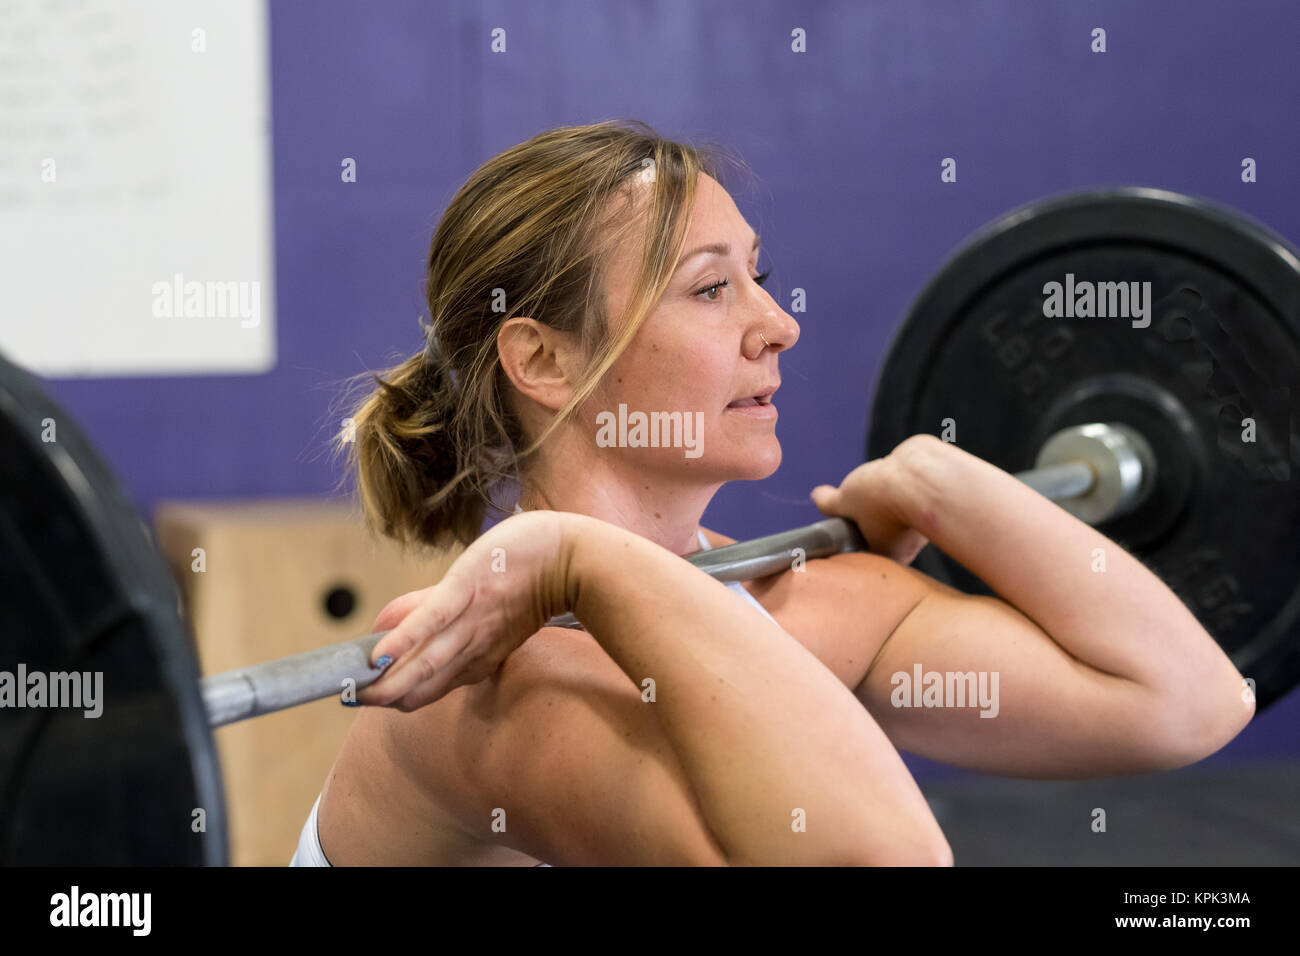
[335,120,748,550]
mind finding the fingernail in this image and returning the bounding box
[374,654,392,670]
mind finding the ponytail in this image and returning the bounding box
[344,349,485,550]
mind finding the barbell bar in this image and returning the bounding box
[199,421,1154,727]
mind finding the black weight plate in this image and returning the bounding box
[0,350,227,864]
[867,187,1300,710]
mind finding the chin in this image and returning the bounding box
[726,438,783,481]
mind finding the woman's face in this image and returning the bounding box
[585,172,800,485]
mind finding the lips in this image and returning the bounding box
[726,385,779,409]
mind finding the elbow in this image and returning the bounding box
[1187,696,1255,763]
[841,829,954,867]
[893,841,954,867]
[898,838,954,867]
[723,830,954,867]
[853,842,953,867]
[726,845,953,867]
[1147,678,1256,770]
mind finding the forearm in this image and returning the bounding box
[560,514,948,866]
[887,436,1244,700]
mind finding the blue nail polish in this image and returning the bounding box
[341,699,362,707]
[375,654,392,670]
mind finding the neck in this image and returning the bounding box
[518,446,720,557]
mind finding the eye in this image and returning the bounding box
[694,270,772,302]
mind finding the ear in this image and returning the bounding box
[497,317,581,412]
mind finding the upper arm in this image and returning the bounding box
[690,526,1201,780]
[853,585,1190,778]
[410,627,732,866]
[726,546,937,690]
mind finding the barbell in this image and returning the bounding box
[1,186,1297,866]
[200,420,1156,726]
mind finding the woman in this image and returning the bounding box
[291,120,1253,867]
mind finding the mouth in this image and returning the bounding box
[726,385,779,409]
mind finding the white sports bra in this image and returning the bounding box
[696,529,780,626]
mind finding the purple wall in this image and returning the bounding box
[38,0,1300,767]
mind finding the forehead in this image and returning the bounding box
[604,172,750,275]
[681,172,745,236]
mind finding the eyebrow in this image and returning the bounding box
[676,232,761,270]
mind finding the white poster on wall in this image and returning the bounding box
[0,0,275,377]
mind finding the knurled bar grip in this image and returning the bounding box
[202,633,385,727]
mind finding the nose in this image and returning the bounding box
[747,294,800,358]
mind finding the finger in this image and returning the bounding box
[368,573,474,668]
[360,617,475,705]
[390,659,474,712]
[810,484,842,515]
[369,587,433,633]
[391,645,506,712]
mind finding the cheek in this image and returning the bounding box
[602,324,731,409]
[682,353,732,404]
[591,355,664,412]
[607,342,689,395]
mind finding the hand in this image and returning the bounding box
[356,509,574,711]
[810,437,933,565]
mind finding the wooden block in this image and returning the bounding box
[152,497,458,866]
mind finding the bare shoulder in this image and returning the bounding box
[699,525,944,689]
[321,628,610,865]
[322,681,549,865]
[386,623,732,866]
[367,624,648,863]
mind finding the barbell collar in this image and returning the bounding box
[1029,422,1157,525]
